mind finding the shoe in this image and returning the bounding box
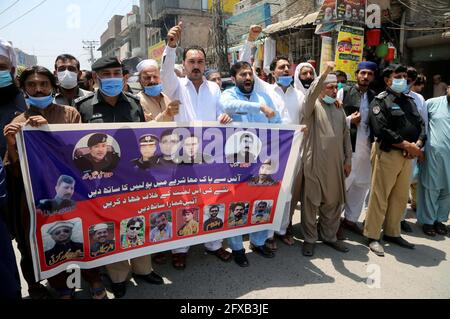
[232,249,249,267]
[383,235,415,249]
[434,221,448,235]
[134,271,164,285]
[111,282,127,299]
[274,233,295,246]
[323,240,349,253]
[368,240,384,256]
[401,220,413,233]
[302,242,315,257]
[341,218,363,235]
[205,247,232,262]
[250,243,275,258]
[265,237,278,251]
[422,224,436,237]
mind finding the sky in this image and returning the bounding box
[0,0,139,70]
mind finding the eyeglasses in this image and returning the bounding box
[54,229,70,235]
[129,226,141,231]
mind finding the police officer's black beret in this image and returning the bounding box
[91,56,122,72]
[139,134,159,145]
[88,133,108,147]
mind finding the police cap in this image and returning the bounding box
[139,134,159,146]
[92,56,122,72]
[88,133,108,147]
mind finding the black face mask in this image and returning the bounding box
[300,78,313,89]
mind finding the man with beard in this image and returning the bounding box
[136,59,181,122]
[417,85,450,236]
[53,54,90,107]
[203,205,224,231]
[0,39,26,160]
[90,223,115,257]
[249,159,278,185]
[220,61,280,266]
[300,62,352,257]
[74,133,120,174]
[337,61,377,237]
[150,212,172,242]
[38,175,77,215]
[131,134,159,170]
[228,203,248,228]
[45,222,84,266]
[253,201,271,224]
[294,62,317,95]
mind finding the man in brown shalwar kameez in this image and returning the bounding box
[300,62,352,256]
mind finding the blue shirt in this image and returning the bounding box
[220,86,281,123]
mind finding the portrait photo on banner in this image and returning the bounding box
[120,216,145,249]
[89,222,116,258]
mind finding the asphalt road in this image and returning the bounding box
[16,207,450,299]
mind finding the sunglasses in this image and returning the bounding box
[129,226,141,231]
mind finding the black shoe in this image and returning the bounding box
[111,282,127,299]
[434,221,448,235]
[250,243,275,258]
[28,283,52,300]
[134,271,164,285]
[232,249,249,267]
[383,235,415,249]
[401,220,413,233]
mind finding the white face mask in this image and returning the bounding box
[57,70,78,89]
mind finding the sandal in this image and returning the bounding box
[434,222,448,235]
[90,287,108,300]
[422,224,436,237]
[276,233,295,246]
[152,252,167,265]
[302,242,315,257]
[265,237,277,251]
[172,253,187,270]
[205,247,232,262]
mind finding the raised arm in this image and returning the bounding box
[160,23,182,101]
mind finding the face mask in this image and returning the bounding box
[277,76,293,87]
[99,77,123,97]
[144,84,163,97]
[337,82,346,91]
[0,70,13,88]
[390,78,407,94]
[57,70,78,89]
[322,95,336,104]
[300,78,313,89]
[26,95,53,109]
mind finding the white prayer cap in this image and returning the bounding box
[47,221,74,234]
[324,74,338,84]
[136,59,159,73]
[93,223,108,232]
[0,38,17,68]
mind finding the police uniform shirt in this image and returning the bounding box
[45,240,84,266]
[55,87,91,107]
[90,240,115,257]
[38,197,76,214]
[74,90,145,123]
[369,89,426,150]
[203,217,224,231]
[131,156,158,170]
[75,152,120,174]
[155,156,178,167]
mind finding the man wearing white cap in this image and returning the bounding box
[90,223,115,257]
[0,38,26,159]
[300,62,352,257]
[44,222,83,266]
[136,59,181,122]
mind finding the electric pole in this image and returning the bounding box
[211,0,228,73]
[82,40,100,66]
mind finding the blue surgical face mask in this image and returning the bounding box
[391,78,407,94]
[277,75,293,87]
[99,77,123,97]
[144,84,163,97]
[322,95,336,104]
[0,70,13,88]
[26,95,53,109]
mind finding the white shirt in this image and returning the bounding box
[161,46,223,122]
[240,41,304,125]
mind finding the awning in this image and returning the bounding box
[264,11,319,35]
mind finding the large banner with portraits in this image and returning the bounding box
[17,122,302,280]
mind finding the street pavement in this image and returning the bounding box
[16,207,450,299]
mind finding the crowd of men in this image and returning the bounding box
[0,21,448,299]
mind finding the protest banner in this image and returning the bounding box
[17,122,302,280]
[335,25,364,82]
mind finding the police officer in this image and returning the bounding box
[131,134,159,170]
[74,56,144,123]
[74,133,120,174]
[38,175,76,214]
[364,64,426,257]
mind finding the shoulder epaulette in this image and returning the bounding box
[74,92,95,106]
[375,91,389,99]
[124,92,140,102]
